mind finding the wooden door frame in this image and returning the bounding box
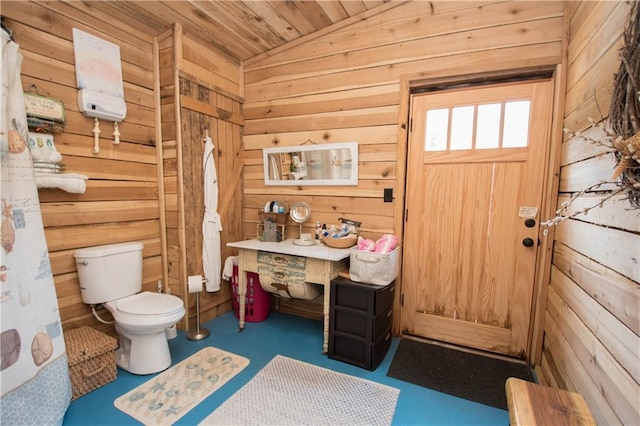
[393,66,565,364]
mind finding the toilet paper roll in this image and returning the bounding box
[188,275,203,293]
[165,325,177,340]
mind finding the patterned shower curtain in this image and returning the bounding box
[0,28,71,424]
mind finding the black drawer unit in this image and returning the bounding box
[328,277,395,370]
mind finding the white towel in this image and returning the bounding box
[34,172,88,193]
[28,132,62,162]
[222,256,238,280]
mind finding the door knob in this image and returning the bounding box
[524,218,536,228]
[522,238,535,248]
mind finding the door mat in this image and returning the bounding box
[386,339,535,410]
[114,347,249,425]
[200,355,400,425]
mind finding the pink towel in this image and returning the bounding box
[357,236,376,251]
[374,234,398,254]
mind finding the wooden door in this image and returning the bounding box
[401,80,552,358]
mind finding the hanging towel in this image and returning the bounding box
[222,256,237,281]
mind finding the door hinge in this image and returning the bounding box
[401,293,404,307]
[404,209,408,222]
[409,118,413,132]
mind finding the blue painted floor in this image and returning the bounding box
[63,311,509,425]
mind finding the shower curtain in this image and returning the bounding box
[0,29,71,424]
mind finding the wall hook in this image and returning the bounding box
[92,117,100,154]
[113,121,120,145]
[1,20,14,43]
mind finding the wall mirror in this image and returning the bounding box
[263,141,358,186]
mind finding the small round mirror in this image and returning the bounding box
[290,202,311,224]
[290,202,312,245]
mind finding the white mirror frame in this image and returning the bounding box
[263,142,358,186]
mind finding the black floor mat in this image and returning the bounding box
[386,339,535,410]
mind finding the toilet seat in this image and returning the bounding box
[116,292,183,316]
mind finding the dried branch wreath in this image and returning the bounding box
[543,2,639,232]
[609,0,640,207]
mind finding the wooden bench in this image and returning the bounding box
[505,377,596,425]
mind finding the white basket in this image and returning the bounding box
[349,247,398,286]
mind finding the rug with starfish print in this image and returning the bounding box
[114,346,249,425]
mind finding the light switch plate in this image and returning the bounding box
[384,188,393,202]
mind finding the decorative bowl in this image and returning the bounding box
[321,235,358,249]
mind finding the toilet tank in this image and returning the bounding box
[74,242,144,305]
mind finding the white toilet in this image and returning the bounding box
[74,242,185,375]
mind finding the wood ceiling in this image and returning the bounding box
[95,1,396,63]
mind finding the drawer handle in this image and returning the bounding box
[274,256,286,264]
[275,271,286,279]
[82,364,106,378]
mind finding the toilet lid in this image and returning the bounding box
[117,292,183,316]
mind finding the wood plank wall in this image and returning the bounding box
[242,1,564,324]
[2,2,161,334]
[158,26,244,330]
[539,2,640,424]
[243,1,564,241]
[2,2,242,335]
[3,2,637,421]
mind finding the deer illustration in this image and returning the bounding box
[270,282,293,298]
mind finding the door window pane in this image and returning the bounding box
[420,94,532,154]
[476,103,501,149]
[450,106,474,150]
[424,108,449,151]
[503,101,530,147]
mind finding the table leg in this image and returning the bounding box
[322,279,330,354]
[237,250,247,332]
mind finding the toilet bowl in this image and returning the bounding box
[105,291,185,375]
[74,242,185,375]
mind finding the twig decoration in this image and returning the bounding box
[608,0,640,207]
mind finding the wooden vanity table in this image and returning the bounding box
[227,239,350,353]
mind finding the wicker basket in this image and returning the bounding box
[64,326,118,401]
[321,235,358,249]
